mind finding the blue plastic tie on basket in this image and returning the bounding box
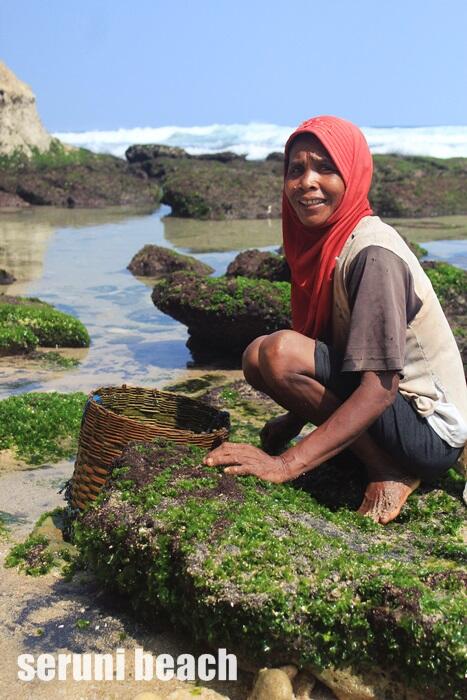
[79,393,103,430]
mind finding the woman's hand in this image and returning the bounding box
[203,442,290,483]
[260,412,305,454]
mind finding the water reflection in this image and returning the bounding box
[0,206,158,294]
[163,216,282,252]
[388,215,467,242]
[0,207,466,398]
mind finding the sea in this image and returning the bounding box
[53,123,467,160]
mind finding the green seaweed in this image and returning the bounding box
[73,434,466,699]
[0,302,90,348]
[5,535,55,576]
[0,140,97,172]
[0,324,38,354]
[0,392,87,464]
[153,273,290,318]
[424,263,466,305]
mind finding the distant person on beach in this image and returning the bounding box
[204,115,467,524]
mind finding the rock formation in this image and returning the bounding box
[0,61,52,156]
[128,245,213,278]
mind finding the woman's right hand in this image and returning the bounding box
[260,412,306,455]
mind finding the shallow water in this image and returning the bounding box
[0,207,465,399]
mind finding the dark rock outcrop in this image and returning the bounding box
[125,144,188,163]
[125,143,467,220]
[126,145,284,219]
[226,249,290,281]
[0,269,16,284]
[128,244,213,278]
[0,148,162,208]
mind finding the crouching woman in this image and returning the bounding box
[204,115,467,524]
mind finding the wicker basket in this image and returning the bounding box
[70,384,230,510]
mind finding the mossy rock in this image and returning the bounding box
[226,250,290,282]
[128,244,213,278]
[151,272,291,360]
[371,155,467,217]
[0,295,90,352]
[0,324,38,356]
[73,438,466,700]
[125,145,467,220]
[0,141,161,208]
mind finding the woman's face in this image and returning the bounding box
[284,134,345,229]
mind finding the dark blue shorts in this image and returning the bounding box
[314,340,463,481]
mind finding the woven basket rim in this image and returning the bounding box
[89,384,229,436]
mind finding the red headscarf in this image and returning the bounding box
[282,115,373,340]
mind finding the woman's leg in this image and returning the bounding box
[242,330,420,524]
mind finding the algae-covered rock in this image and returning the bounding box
[226,250,290,282]
[73,434,466,700]
[128,244,213,278]
[126,146,284,219]
[151,272,291,359]
[0,140,161,208]
[125,144,467,220]
[0,294,90,354]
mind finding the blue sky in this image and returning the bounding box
[1,0,466,131]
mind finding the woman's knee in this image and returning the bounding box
[242,335,268,387]
[259,330,316,382]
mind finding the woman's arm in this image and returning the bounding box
[279,369,399,478]
[204,369,399,482]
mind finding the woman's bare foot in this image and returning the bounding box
[357,476,421,524]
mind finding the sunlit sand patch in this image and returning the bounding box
[0,448,29,472]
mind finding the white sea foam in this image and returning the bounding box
[53,123,467,160]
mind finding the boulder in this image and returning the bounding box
[226,250,290,282]
[125,144,188,163]
[0,61,52,156]
[195,151,246,163]
[248,668,294,700]
[151,272,291,360]
[128,244,213,278]
[73,436,466,700]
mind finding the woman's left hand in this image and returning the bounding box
[203,442,289,483]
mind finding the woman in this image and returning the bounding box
[203,116,467,524]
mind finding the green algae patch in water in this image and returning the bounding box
[0,301,90,349]
[0,391,87,465]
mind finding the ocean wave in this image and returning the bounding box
[53,123,467,160]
